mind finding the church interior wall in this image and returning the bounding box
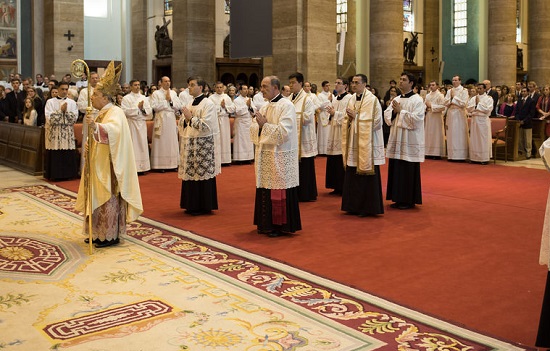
[215,0,229,59]
[84,0,122,62]
[441,0,479,83]
[18,1,540,89]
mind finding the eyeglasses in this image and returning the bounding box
[335,82,343,85]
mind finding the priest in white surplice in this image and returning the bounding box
[232,84,255,162]
[210,82,236,165]
[444,75,470,161]
[289,72,318,202]
[44,82,79,180]
[121,79,152,173]
[424,81,446,159]
[342,74,385,216]
[150,76,183,171]
[178,77,220,215]
[308,83,331,155]
[466,83,493,164]
[251,76,301,237]
[384,72,425,210]
[325,77,353,195]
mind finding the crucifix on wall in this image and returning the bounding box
[64,30,75,41]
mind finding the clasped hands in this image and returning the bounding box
[253,111,267,127]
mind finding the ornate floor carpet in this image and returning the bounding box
[0,185,526,351]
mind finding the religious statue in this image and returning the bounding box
[406,32,419,65]
[155,17,173,58]
[517,46,524,70]
[403,38,409,62]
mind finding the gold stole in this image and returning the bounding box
[292,90,308,159]
[341,93,375,175]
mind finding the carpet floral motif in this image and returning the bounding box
[0,186,526,351]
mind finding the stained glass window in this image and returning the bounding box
[403,0,414,32]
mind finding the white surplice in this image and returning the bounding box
[424,90,447,157]
[314,92,331,155]
[209,93,236,164]
[384,93,425,163]
[232,95,255,161]
[121,92,153,172]
[444,85,470,160]
[292,89,317,158]
[467,93,493,162]
[149,88,183,169]
[327,92,353,156]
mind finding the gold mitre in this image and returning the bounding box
[96,60,122,97]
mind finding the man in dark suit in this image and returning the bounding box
[513,87,536,159]
[4,78,25,123]
[483,80,500,116]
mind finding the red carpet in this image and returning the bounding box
[58,158,548,348]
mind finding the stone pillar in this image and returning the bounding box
[369,0,403,93]
[304,0,337,85]
[131,0,148,81]
[272,0,336,85]
[423,0,439,85]
[172,0,216,88]
[487,0,516,86]
[43,0,84,77]
[33,1,45,76]
[341,0,356,78]
[528,1,550,85]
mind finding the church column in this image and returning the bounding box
[528,1,550,85]
[487,0,516,86]
[369,0,403,92]
[304,0,337,84]
[340,0,356,78]
[33,1,45,76]
[423,0,439,85]
[43,1,84,77]
[131,0,147,81]
[272,0,336,84]
[171,0,216,88]
[272,1,301,79]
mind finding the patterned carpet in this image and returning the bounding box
[0,185,526,350]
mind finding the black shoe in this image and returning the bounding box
[185,209,211,216]
[84,238,99,244]
[328,190,342,195]
[268,231,282,238]
[94,238,120,248]
[398,203,414,210]
[390,203,400,209]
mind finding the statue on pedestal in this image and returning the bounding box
[517,46,524,70]
[405,32,419,65]
[155,17,172,58]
